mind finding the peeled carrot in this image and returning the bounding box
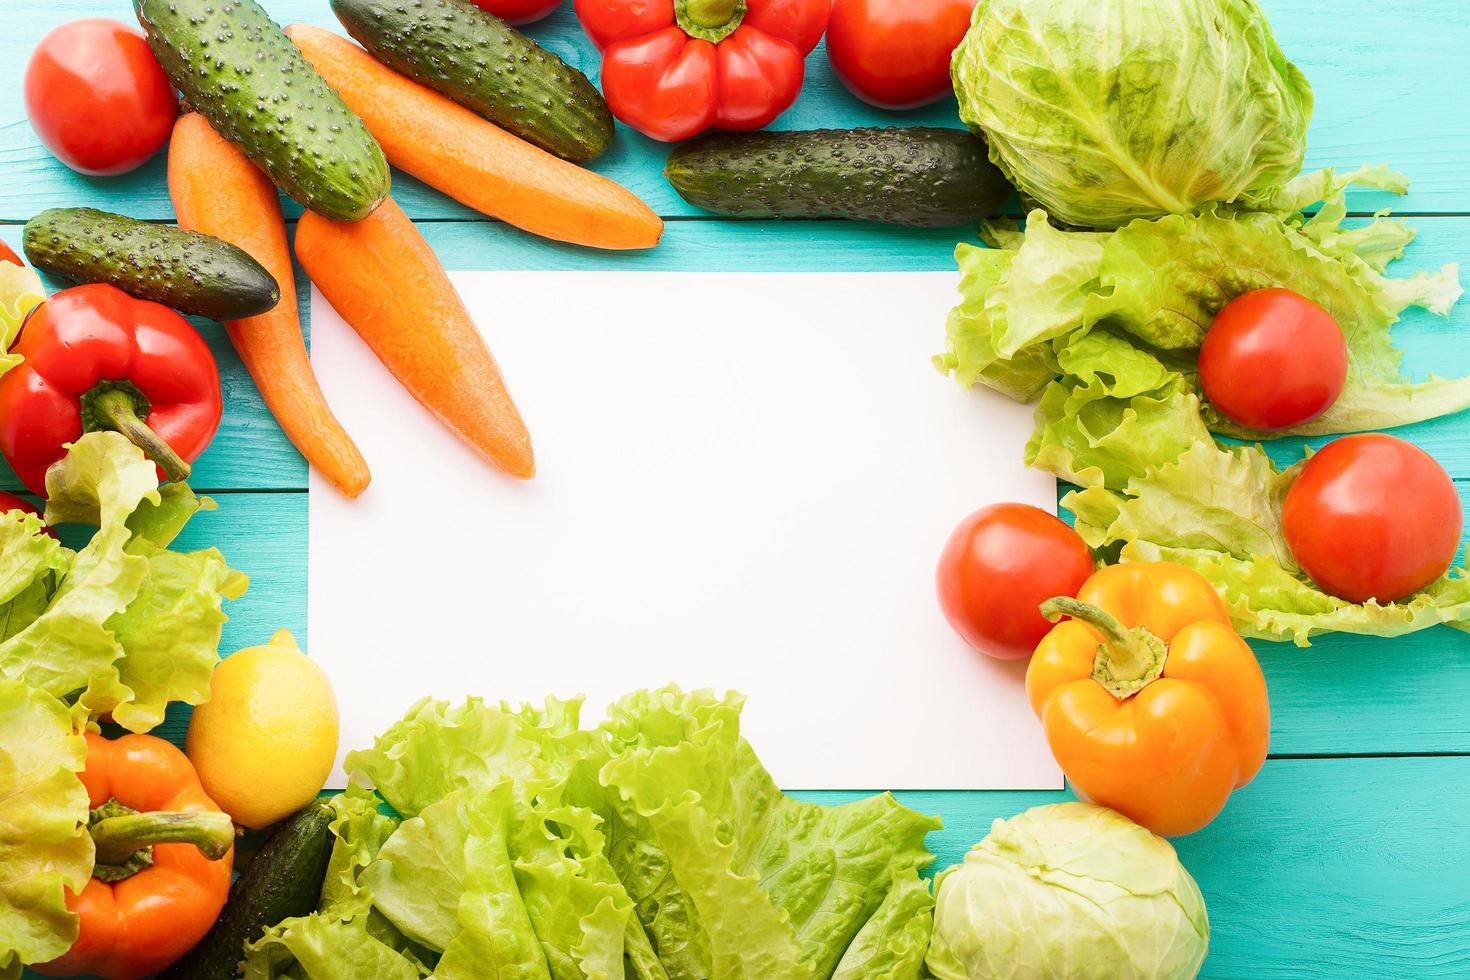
[295,197,534,479]
[285,24,663,252]
[168,112,371,497]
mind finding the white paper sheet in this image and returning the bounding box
[308,271,1063,791]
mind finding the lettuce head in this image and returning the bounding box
[926,804,1208,980]
[952,0,1313,228]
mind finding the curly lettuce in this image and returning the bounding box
[257,689,940,980]
[941,172,1470,643]
[245,786,429,980]
[0,260,43,382]
[0,433,247,729]
[0,679,92,980]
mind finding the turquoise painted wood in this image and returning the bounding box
[6,0,1469,977]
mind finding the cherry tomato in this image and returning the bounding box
[1198,288,1348,432]
[0,242,20,266]
[937,503,1095,660]
[24,20,178,176]
[467,0,563,24]
[825,0,977,110]
[1282,434,1462,603]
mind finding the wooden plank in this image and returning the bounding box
[803,756,1470,979]
[0,0,1466,221]
[5,215,1469,493]
[96,488,1469,759]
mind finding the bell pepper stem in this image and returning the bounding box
[1040,596,1169,701]
[675,0,747,42]
[91,809,235,867]
[85,385,192,484]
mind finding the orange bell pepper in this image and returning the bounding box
[1026,562,1270,837]
[36,733,235,980]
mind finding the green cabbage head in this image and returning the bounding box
[952,0,1313,228]
[926,803,1210,980]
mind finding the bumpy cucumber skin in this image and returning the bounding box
[331,0,614,163]
[154,801,335,980]
[135,0,389,222]
[665,128,1014,228]
[24,208,281,320]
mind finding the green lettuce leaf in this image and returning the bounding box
[362,789,483,952]
[0,511,63,608]
[831,869,934,980]
[345,695,588,820]
[242,911,426,980]
[125,482,213,549]
[349,699,636,977]
[0,434,155,709]
[0,434,246,730]
[319,784,400,921]
[244,786,429,980]
[427,785,551,979]
[1025,333,1210,490]
[598,688,942,980]
[0,678,92,979]
[104,539,248,732]
[0,261,44,382]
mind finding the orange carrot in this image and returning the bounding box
[285,24,663,252]
[295,197,534,479]
[168,112,372,497]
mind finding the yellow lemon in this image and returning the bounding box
[187,629,339,829]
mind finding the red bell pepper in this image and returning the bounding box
[576,0,831,142]
[0,283,221,496]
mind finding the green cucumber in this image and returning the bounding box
[155,800,336,980]
[665,128,1014,228]
[24,208,280,320]
[331,0,614,163]
[134,0,389,222]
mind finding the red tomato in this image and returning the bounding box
[1282,434,1462,603]
[25,20,177,177]
[937,503,1095,661]
[467,0,563,24]
[0,242,20,266]
[825,0,977,110]
[1198,288,1348,432]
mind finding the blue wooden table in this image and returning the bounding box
[7,2,1470,977]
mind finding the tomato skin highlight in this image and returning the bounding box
[937,503,1094,661]
[466,0,563,24]
[1198,288,1348,432]
[25,20,177,177]
[825,0,976,109]
[1282,434,1462,603]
